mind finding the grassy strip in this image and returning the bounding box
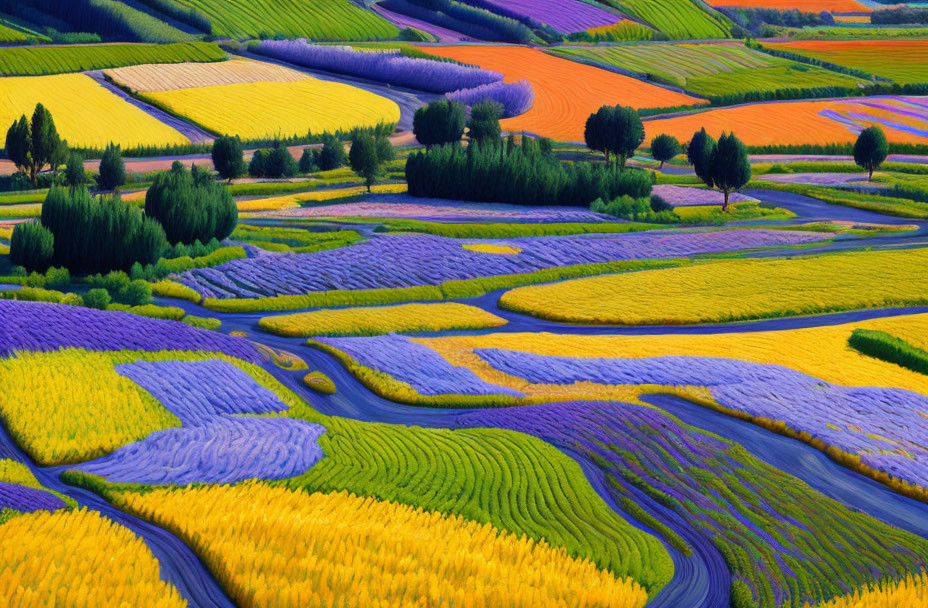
[151,279,202,303]
[750,181,928,219]
[258,302,507,338]
[201,259,691,313]
[157,246,247,274]
[0,42,225,77]
[849,329,928,376]
[753,161,928,176]
[231,225,362,254]
[378,220,663,238]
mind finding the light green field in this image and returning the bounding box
[599,0,732,39]
[0,42,225,77]
[175,0,399,40]
[552,43,865,96]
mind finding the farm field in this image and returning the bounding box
[551,43,866,97]
[419,45,705,142]
[644,96,928,146]
[763,40,928,85]
[5,3,928,608]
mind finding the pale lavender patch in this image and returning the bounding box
[254,40,502,94]
[462,0,621,32]
[0,482,66,512]
[78,359,326,485]
[475,349,928,488]
[446,80,534,117]
[845,112,928,139]
[819,109,864,135]
[316,333,521,397]
[178,229,831,299]
[652,184,759,206]
[115,360,289,426]
[0,300,261,363]
[756,173,868,186]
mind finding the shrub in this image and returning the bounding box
[650,134,681,169]
[42,186,166,274]
[145,162,237,245]
[60,292,84,306]
[303,371,336,394]
[730,580,755,608]
[211,135,245,182]
[87,270,131,293]
[96,143,125,191]
[44,266,70,289]
[650,195,673,213]
[591,195,659,221]
[413,100,466,148]
[84,288,111,310]
[9,221,54,271]
[848,329,928,376]
[116,280,153,306]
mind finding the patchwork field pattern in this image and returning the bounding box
[420,45,704,141]
[645,97,928,146]
[0,73,189,149]
[118,484,649,608]
[607,0,733,39]
[552,43,865,96]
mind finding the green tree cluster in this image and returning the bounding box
[211,135,246,182]
[349,134,394,192]
[5,103,69,187]
[688,129,752,211]
[96,143,126,191]
[467,101,503,145]
[584,105,644,168]
[145,162,237,245]
[413,100,466,148]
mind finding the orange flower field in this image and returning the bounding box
[706,0,870,12]
[644,97,928,146]
[763,40,928,84]
[419,45,704,142]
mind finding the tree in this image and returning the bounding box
[248,149,267,177]
[706,132,752,212]
[5,115,30,176]
[29,103,68,187]
[349,133,382,192]
[650,134,681,170]
[65,153,85,188]
[467,101,503,145]
[265,142,298,178]
[97,143,125,191]
[853,125,889,181]
[375,135,395,163]
[84,288,111,310]
[317,134,347,171]
[211,135,246,182]
[145,161,237,244]
[584,105,644,168]
[299,148,318,174]
[413,99,465,148]
[687,128,717,186]
[9,220,54,271]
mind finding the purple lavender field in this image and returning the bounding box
[0,482,66,513]
[178,229,832,299]
[462,0,622,33]
[77,360,326,484]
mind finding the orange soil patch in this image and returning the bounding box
[707,0,870,12]
[419,44,704,142]
[832,14,870,23]
[644,98,928,146]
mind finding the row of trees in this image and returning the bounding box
[413,99,507,149]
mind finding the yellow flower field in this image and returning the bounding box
[0,508,187,608]
[497,247,928,325]
[142,79,399,141]
[105,58,307,93]
[119,483,649,608]
[805,573,928,608]
[258,302,507,337]
[0,73,189,149]
[416,313,928,401]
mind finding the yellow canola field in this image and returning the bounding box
[416,313,928,401]
[0,508,187,608]
[258,302,507,337]
[105,58,307,93]
[805,573,928,608]
[143,79,399,141]
[463,243,522,254]
[119,484,649,608]
[498,248,928,326]
[0,73,189,149]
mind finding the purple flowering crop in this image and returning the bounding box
[178,230,832,299]
[461,0,621,33]
[446,80,534,117]
[0,301,261,363]
[0,482,66,513]
[476,349,928,488]
[652,184,758,206]
[78,359,326,484]
[254,41,502,94]
[316,334,521,397]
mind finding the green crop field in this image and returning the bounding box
[600,0,732,39]
[174,0,399,40]
[0,41,226,77]
[0,17,47,43]
[552,43,866,97]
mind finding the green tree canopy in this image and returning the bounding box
[9,220,54,272]
[349,132,388,192]
[413,99,465,148]
[145,161,237,245]
[584,105,644,168]
[97,143,125,192]
[211,135,246,182]
[706,132,752,211]
[687,128,717,186]
[4,104,68,187]
[467,101,503,145]
[650,134,681,170]
[853,126,889,181]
